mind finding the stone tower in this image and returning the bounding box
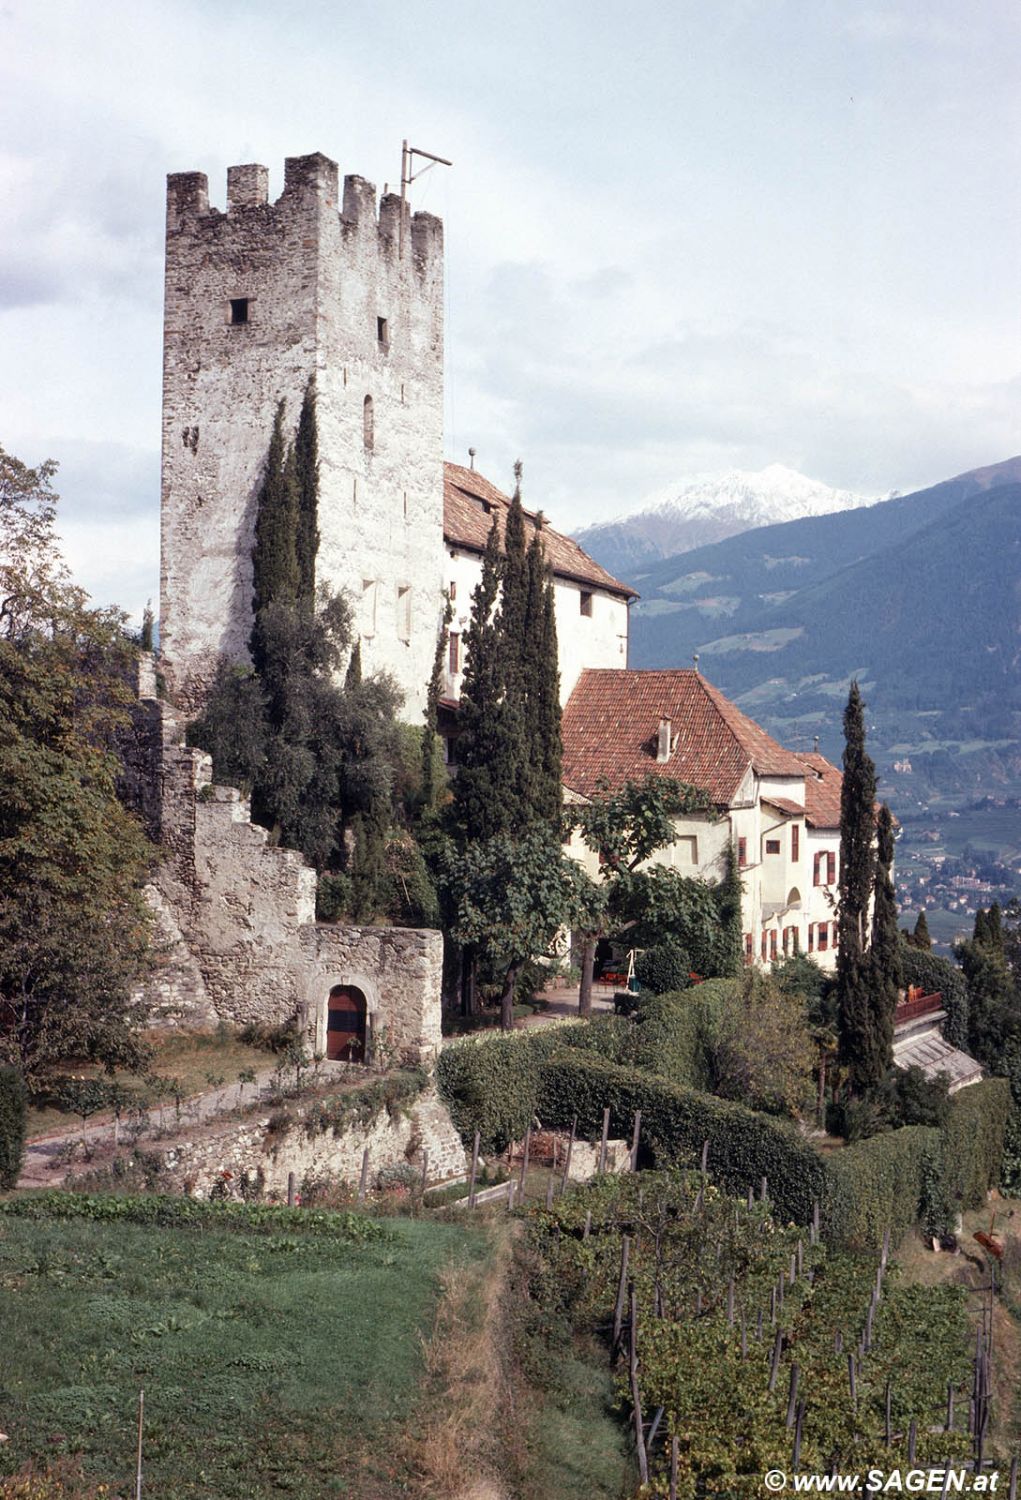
[160,152,445,719]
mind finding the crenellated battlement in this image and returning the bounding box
[165,153,442,270]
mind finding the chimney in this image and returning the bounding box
[657,716,672,764]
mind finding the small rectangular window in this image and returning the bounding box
[377,316,389,346]
[361,579,377,637]
[397,584,411,643]
[229,298,249,325]
[765,838,781,855]
[738,837,748,868]
[448,632,460,674]
[580,591,593,617]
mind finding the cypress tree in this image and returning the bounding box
[345,640,362,689]
[869,802,900,1066]
[986,901,1004,953]
[912,910,932,950]
[973,908,990,946]
[452,520,517,842]
[421,595,453,819]
[836,681,884,1094]
[251,402,299,673]
[523,530,563,826]
[294,381,319,611]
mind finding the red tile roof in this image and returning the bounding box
[763,797,806,817]
[797,752,843,829]
[561,668,808,805]
[443,462,636,599]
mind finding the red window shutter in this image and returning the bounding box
[818,923,829,952]
[744,933,753,964]
[792,825,799,861]
[828,851,837,885]
[808,924,815,953]
[792,928,800,955]
[738,837,747,868]
[761,932,768,961]
[769,930,778,960]
[813,852,821,886]
[449,632,460,674]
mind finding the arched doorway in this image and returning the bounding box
[326,984,368,1063]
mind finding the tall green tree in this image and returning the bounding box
[906,910,932,950]
[835,681,887,1094]
[451,520,515,843]
[868,801,900,1068]
[250,401,299,673]
[293,381,319,611]
[523,530,563,826]
[0,444,153,1082]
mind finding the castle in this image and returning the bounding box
[148,146,852,1064]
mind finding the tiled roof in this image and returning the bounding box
[764,797,806,817]
[443,462,636,599]
[798,752,843,830]
[561,668,807,805]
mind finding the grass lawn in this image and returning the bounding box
[25,1030,275,1140]
[0,1198,487,1498]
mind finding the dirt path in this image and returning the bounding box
[18,1065,282,1189]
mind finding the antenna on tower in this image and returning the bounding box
[399,140,453,254]
[468,447,476,470]
[692,653,700,674]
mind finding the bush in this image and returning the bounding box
[0,1065,27,1189]
[632,990,707,1089]
[634,940,692,997]
[824,1125,939,1248]
[0,1190,389,1240]
[939,1077,1010,1211]
[824,1078,1012,1248]
[900,943,969,1049]
[436,1027,566,1153]
[536,1051,827,1225]
[316,871,353,923]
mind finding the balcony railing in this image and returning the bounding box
[894,990,943,1026]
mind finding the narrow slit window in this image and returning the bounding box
[363,395,374,451]
[448,632,460,674]
[397,584,411,643]
[580,590,593,617]
[229,298,249,325]
[377,316,389,347]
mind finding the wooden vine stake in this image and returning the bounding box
[561,1115,576,1189]
[767,1330,783,1393]
[612,1236,631,1358]
[519,1127,531,1191]
[1007,1455,1017,1500]
[630,1110,642,1172]
[847,1353,857,1408]
[670,1435,679,1500]
[598,1108,610,1176]
[629,1286,649,1485]
[135,1388,144,1500]
[287,1171,296,1208]
[583,1209,591,1241]
[907,1417,916,1464]
[357,1147,370,1205]
[467,1131,480,1209]
[945,1382,954,1433]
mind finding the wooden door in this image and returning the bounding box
[326,985,367,1062]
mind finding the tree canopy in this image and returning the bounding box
[0,443,154,1083]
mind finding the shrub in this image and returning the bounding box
[436,1027,564,1153]
[316,871,353,923]
[632,990,707,1089]
[0,1190,389,1241]
[0,1065,27,1189]
[824,1125,939,1248]
[939,1077,1010,1211]
[634,940,692,997]
[536,1051,826,1224]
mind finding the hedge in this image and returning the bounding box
[823,1078,1012,1249]
[0,1191,390,1241]
[536,1051,827,1225]
[0,1065,27,1190]
[436,1026,570,1153]
[939,1077,1011,1211]
[824,1125,940,1249]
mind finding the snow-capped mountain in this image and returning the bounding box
[574,464,881,575]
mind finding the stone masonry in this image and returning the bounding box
[161,153,445,720]
[127,661,442,1065]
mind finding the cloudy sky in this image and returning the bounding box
[2,0,1019,620]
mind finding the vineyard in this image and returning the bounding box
[523,1170,1002,1497]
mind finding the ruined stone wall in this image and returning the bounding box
[127,1084,466,1201]
[161,153,445,721]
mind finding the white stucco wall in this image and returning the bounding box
[443,545,629,706]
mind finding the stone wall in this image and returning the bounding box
[134,692,443,1063]
[127,1084,466,1201]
